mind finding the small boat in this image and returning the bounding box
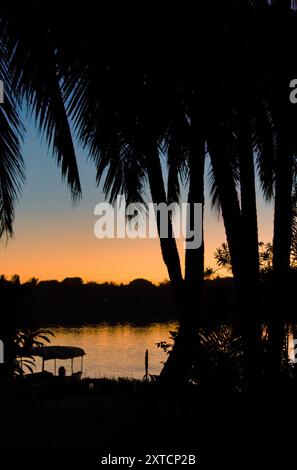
[19,346,86,385]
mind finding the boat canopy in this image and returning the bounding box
[23,346,86,361]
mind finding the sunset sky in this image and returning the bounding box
[0,121,274,284]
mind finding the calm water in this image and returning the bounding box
[33,322,177,379]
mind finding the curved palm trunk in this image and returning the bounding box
[160,129,205,385]
[146,139,205,385]
[146,145,184,296]
[145,144,187,384]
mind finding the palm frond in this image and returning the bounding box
[253,102,275,201]
[3,3,81,202]
[0,38,24,238]
[163,105,190,204]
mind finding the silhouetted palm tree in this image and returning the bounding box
[0,1,82,239]
[59,9,206,383]
[0,1,82,382]
[202,1,297,387]
[265,0,297,382]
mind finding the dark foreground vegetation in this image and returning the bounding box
[0,378,297,463]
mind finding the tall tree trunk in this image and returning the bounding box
[238,117,262,388]
[145,144,188,384]
[182,125,205,378]
[184,129,205,330]
[146,135,205,385]
[267,0,293,385]
[160,127,206,385]
[238,120,260,287]
[146,144,184,297]
[268,126,293,383]
[207,119,261,389]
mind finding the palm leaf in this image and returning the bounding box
[0,37,24,238]
[3,2,81,202]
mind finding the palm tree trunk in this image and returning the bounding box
[184,130,205,330]
[161,128,206,385]
[238,121,260,286]
[145,144,189,384]
[146,137,205,385]
[146,144,184,297]
[182,127,205,376]
[238,117,262,387]
[208,120,261,389]
[268,127,293,383]
[267,0,293,384]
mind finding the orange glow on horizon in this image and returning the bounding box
[0,229,165,283]
[0,190,273,284]
[0,236,225,284]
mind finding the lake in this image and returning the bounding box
[32,322,178,379]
